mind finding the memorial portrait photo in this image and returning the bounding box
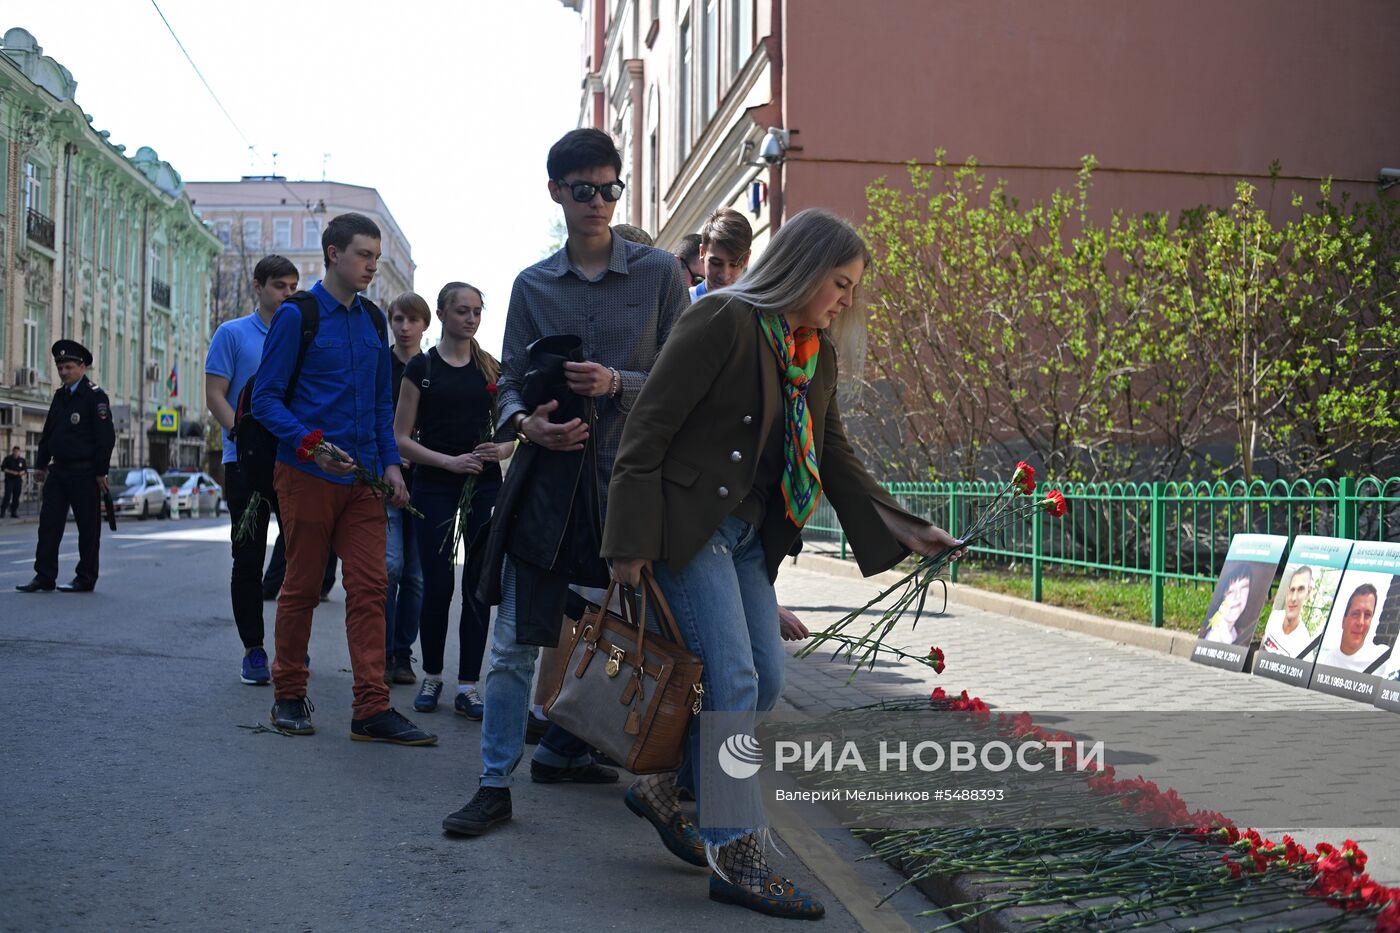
[1198,560,1277,648]
[1313,573,1392,674]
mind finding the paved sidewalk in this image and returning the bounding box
[773,559,1400,886]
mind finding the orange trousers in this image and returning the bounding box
[271,462,390,719]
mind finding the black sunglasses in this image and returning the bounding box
[555,179,626,203]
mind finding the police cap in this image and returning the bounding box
[52,339,93,366]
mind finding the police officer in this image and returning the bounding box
[16,340,115,593]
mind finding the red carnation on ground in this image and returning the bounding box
[928,646,946,674]
[930,686,946,701]
[1041,490,1069,518]
[1012,461,1036,495]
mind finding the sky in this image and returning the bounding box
[11,0,584,356]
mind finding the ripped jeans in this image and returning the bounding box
[652,513,785,845]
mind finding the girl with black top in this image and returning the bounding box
[393,282,513,719]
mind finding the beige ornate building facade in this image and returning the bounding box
[184,178,414,330]
[1,27,221,474]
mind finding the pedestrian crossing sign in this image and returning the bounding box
[156,408,179,433]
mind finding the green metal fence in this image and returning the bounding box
[804,476,1400,627]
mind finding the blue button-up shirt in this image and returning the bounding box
[251,282,398,484]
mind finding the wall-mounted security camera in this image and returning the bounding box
[741,128,801,167]
[1380,167,1400,191]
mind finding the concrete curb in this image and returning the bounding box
[793,553,1200,661]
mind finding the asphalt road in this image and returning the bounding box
[0,516,933,932]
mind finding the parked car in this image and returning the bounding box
[110,467,169,520]
[163,471,223,517]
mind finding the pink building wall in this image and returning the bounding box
[780,0,1400,224]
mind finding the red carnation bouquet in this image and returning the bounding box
[297,429,423,517]
[441,382,500,555]
[797,460,1069,680]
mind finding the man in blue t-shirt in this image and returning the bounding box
[205,255,299,686]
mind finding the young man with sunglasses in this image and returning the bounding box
[442,128,689,840]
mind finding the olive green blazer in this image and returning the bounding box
[602,293,917,580]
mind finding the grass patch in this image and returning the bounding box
[951,563,1216,633]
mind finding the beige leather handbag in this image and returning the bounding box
[544,570,705,774]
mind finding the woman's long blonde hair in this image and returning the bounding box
[436,281,500,383]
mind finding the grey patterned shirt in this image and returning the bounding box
[496,232,689,511]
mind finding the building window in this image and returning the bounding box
[702,0,718,122]
[213,220,232,246]
[242,218,262,251]
[729,0,753,77]
[24,310,40,371]
[152,241,166,281]
[302,218,320,249]
[23,161,45,214]
[678,14,692,158]
[273,218,292,249]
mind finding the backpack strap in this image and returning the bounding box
[359,296,389,347]
[420,346,434,391]
[285,291,321,404]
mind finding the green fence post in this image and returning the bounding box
[1031,507,1044,603]
[1338,476,1358,540]
[1150,481,1166,627]
[948,486,960,584]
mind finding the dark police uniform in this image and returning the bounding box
[2,450,25,517]
[17,341,115,592]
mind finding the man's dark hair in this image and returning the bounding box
[674,233,702,264]
[1344,583,1379,618]
[253,254,297,286]
[546,128,622,181]
[322,212,381,266]
[10,446,18,452]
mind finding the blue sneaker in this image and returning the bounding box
[454,687,484,720]
[241,647,271,685]
[414,678,444,712]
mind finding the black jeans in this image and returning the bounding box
[224,463,276,649]
[3,476,20,516]
[262,531,337,597]
[412,473,501,681]
[34,468,101,586]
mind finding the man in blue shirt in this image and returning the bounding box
[251,212,433,746]
[206,254,298,686]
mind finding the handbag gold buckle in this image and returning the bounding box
[691,682,705,714]
[606,646,626,678]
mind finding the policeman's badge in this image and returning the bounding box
[70,413,81,424]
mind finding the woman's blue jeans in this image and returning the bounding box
[385,503,423,662]
[652,514,784,845]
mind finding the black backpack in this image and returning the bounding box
[232,291,387,498]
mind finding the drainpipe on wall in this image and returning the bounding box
[767,0,785,234]
[138,203,149,470]
[60,141,76,338]
[627,59,645,228]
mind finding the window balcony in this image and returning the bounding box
[26,208,55,249]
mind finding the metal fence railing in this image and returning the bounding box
[804,476,1400,627]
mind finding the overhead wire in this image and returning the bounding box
[148,0,319,220]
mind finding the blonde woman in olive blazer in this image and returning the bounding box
[602,209,961,921]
